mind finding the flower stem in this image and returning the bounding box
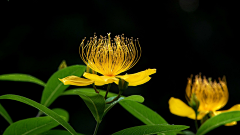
[104,84,111,99]
[106,93,120,104]
[93,121,100,135]
[92,84,99,94]
[194,112,199,131]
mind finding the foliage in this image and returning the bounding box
[0,62,189,135]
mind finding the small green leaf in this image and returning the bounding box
[123,95,144,103]
[0,94,78,135]
[41,65,86,107]
[58,60,67,70]
[3,108,68,135]
[119,100,167,125]
[61,88,118,98]
[74,90,106,122]
[112,124,189,135]
[103,95,144,117]
[39,130,84,135]
[0,74,45,87]
[0,103,13,124]
[196,111,240,135]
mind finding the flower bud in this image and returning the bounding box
[188,93,200,113]
[58,60,67,70]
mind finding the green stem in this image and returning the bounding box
[36,111,43,117]
[104,84,111,99]
[92,84,99,94]
[106,93,120,104]
[93,121,100,135]
[194,112,199,131]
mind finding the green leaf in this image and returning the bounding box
[3,116,59,135]
[0,103,13,124]
[103,95,144,117]
[119,100,167,125]
[180,130,195,135]
[196,111,240,135]
[0,73,45,87]
[112,124,189,135]
[51,108,69,122]
[0,94,78,135]
[61,88,118,98]
[74,90,106,122]
[39,130,84,135]
[123,95,144,103]
[3,108,69,135]
[41,65,86,107]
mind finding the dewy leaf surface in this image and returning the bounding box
[0,103,13,124]
[112,124,189,135]
[0,94,78,135]
[196,111,240,135]
[74,90,106,122]
[3,108,68,135]
[41,65,85,107]
[119,100,167,125]
[0,73,45,87]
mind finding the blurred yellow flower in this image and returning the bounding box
[59,33,156,86]
[169,74,240,126]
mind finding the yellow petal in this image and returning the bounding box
[116,69,156,84]
[94,81,107,86]
[169,97,207,120]
[213,104,240,126]
[83,72,118,85]
[59,75,93,86]
[114,76,151,86]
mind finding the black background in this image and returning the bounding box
[1,0,240,134]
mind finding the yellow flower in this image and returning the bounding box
[169,74,240,126]
[59,33,156,86]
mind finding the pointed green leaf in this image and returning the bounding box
[3,108,68,135]
[61,88,118,98]
[41,65,86,107]
[112,124,189,135]
[39,130,84,135]
[0,94,78,135]
[74,90,105,122]
[196,111,240,135]
[0,74,45,87]
[0,103,13,124]
[119,100,167,125]
[103,95,144,117]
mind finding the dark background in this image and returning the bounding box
[0,0,240,134]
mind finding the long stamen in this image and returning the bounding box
[79,33,141,76]
[186,74,229,112]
